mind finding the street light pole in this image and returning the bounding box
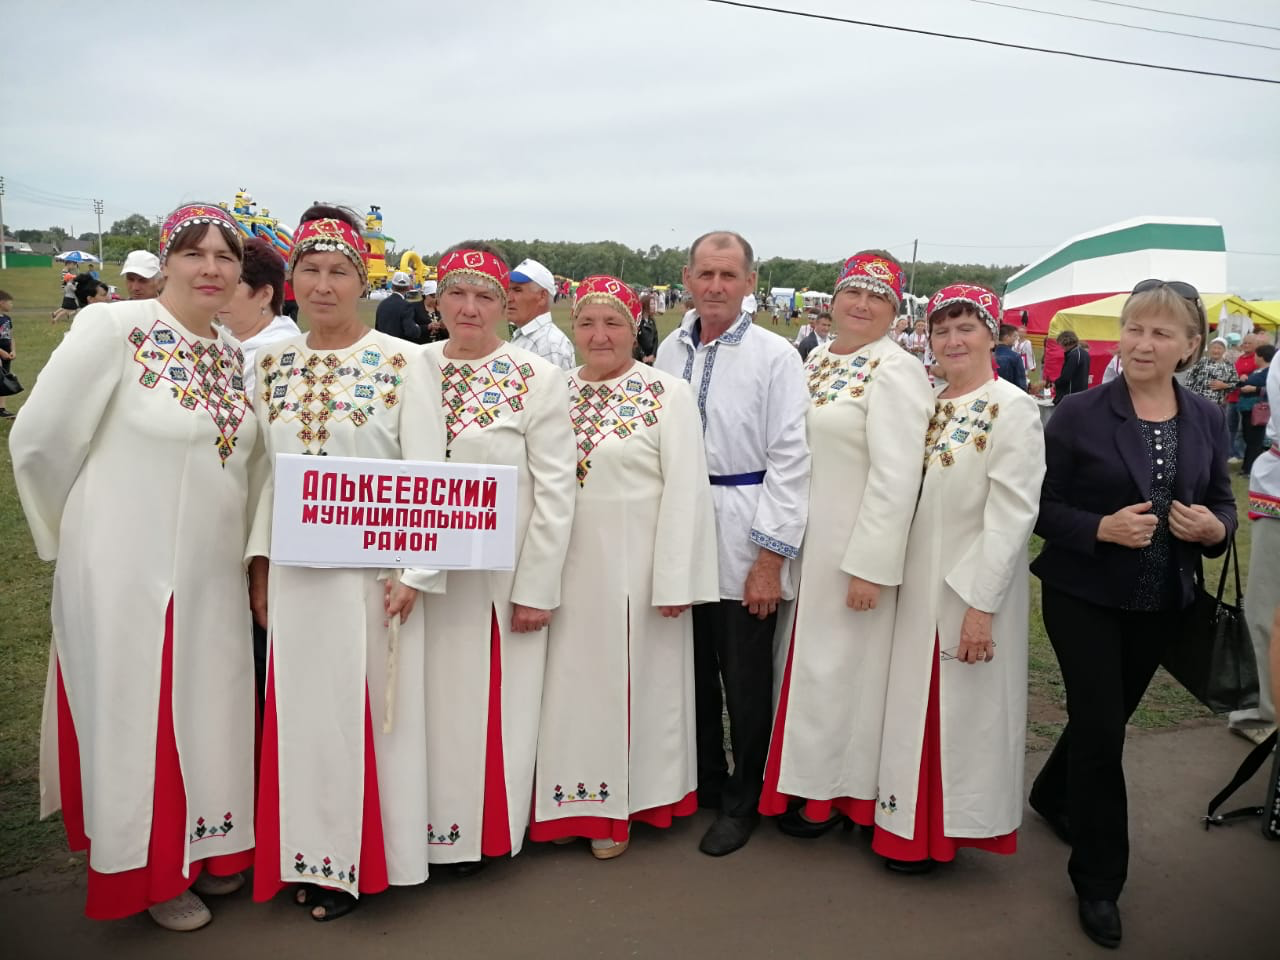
[0,176,7,270]
[93,199,104,265]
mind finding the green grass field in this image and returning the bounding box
[0,264,1253,879]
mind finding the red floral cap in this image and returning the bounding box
[835,253,904,308]
[289,218,368,283]
[158,203,243,266]
[437,249,511,301]
[572,274,641,329]
[927,283,1002,337]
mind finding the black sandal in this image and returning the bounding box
[309,888,359,922]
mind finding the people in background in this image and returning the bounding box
[1053,330,1090,403]
[0,287,15,419]
[795,310,833,361]
[994,323,1028,391]
[1238,344,1274,475]
[120,250,163,300]
[508,257,574,370]
[374,271,423,343]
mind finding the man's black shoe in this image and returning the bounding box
[1077,898,1122,949]
[699,814,757,856]
[777,807,845,839]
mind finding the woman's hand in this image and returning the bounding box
[1097,502,1158,549]
[248,556,269,629]
[659,604,691,618]
[955,608,995,664]
[846,576,882,612]
[384,581,418,622]
[512,603,552,633]
[1169,501,1227,546]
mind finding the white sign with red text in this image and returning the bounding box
[270,453,517,569]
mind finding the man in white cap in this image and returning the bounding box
[508,258,574,370]
[374,270,423,343]
[120,249,163,300]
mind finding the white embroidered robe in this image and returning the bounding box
[12,300,259,874]
[248,330,446,891]
[535,363,719,825]
[773,336,934,803]
[876,378,1044,838]
[408,342,577,862]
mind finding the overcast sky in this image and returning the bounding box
[3,0,1278,293]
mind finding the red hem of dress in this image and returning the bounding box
[252,649,390,901]
[530,791,699,843]
[758,618,876,825]
[56,598,254,920]
[870,636,1017,862]
[480,608,513,858]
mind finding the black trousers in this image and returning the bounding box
[253,620,268,713]
[1031,585,1180,901]
[692,600,776,818]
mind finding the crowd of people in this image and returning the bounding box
[5,207,1275,952]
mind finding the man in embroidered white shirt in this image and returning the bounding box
[507,258,575,370]
[656,231,811,857]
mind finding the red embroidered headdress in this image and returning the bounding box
[158,203,243,266]
[927,283,1002,337]
[572,275,642,330]
[289,218,369,283]
[835,253,904,310]
[437,249,511,302]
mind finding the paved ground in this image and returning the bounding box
[1,723,1273,959]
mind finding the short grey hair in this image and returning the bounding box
[689,231,754,272]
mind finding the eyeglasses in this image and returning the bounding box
[1131,278,1200,301]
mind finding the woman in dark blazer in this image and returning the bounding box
[1053,329,1091,403]
[1028,280,1237,950]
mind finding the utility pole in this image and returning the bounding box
[93,199,104,265]
[0,176,7,270]
[908,238,919,306]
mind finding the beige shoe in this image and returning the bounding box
[1231,725,1276,746]
[192,871,245,896]
[590,837,629,860]
[147,890,212,932]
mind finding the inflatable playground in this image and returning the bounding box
[221,190,295,258]
[219,192,435,292]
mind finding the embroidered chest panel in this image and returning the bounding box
[128,321,249,466]
[568,371,666,486]
[925,394,999,468]
[439,354,535,445]
[259,343,406,456]
[806,350,881,407]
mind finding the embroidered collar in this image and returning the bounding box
[677,311,752,350]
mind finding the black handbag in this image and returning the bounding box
[0,368,21,397]
[1202,730,1279,841]
[1160,537,1260,715]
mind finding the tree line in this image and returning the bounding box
[7,212,1024,297]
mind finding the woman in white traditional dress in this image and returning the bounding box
[759,253,934,836]
[11,203,258,930]
[410,244,576,873]
[213,236,301,706]
[248,205,446,921]
[873,284,1045,873]
[530,276,719,859]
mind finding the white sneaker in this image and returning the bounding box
[147,890,212,932]
[192,871,245,896]
[1227,457,1243,465]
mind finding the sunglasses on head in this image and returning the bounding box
[1131,278,1200,301]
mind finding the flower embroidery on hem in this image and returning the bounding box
[293,852,357,887]
[189,811,235,844]
[877,790,898,815]
[551,782,610,806]
[427,823,462,845]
